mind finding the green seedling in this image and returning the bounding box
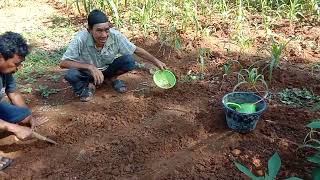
[268,38,291,81]
[223,60,241,78]
[235,152,302,180]
[233,68,269,93]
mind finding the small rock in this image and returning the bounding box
[176,52,182,59]
[111,168,120,176]
[231,149,241,156]
[252,158,261,167]
[256,170,264,176]
[174,170,179,175]
[279,139,289,150]
[124,165,131,172]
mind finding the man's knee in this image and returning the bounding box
[19,115,31,126]
[64,69,81,82]
[120,55,136,71]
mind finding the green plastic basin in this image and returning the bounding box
[153,70,176,89]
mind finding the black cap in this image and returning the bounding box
[88,9,109,29]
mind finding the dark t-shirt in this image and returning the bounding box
[0,73,17,101]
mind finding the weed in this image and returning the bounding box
[21,87,33,94]
[25,77,37,84]
[36,85,60,98]
[180,70,202,82]
[48,74,61,83]
[278,88,320,108]
[311,62,320,75]
[25,98,31,104]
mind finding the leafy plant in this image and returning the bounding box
[301,121,320,180]
[36,85,60,98]
[235,152,302,180]
[233,67,268,92]
[21,87,33,94]
[278,88,320,108]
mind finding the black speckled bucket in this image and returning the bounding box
[222,92,267,133]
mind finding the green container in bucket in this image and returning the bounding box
[153,70,176,89]
[226,102,256,114]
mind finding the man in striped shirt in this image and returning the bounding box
[61,9,167,102]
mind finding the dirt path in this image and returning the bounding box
[0,0,319,179]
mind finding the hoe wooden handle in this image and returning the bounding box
[32,132,58,145]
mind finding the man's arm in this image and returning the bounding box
[60,60,91,70]
[0,119,32,140]
[134,46,167,70]
[7,91,27,108]
[60,60,104,85]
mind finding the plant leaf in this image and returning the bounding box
[234,162,257,179]
[268,153,281,178]
[308,154,320,165]
[312,168,320,180]
[307,121,320,129]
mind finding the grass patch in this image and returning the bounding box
[15,47,66,80]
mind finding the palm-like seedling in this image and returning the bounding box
[233,68,269,93]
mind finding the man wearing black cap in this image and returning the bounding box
[60,9,167,102]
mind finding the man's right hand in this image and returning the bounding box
[88,65,104,85]
[11,125,33,140]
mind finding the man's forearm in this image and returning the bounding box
[134,47,159,64]
[60,60,92,70]
[8,92,27,107]
[0,119,17,132]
